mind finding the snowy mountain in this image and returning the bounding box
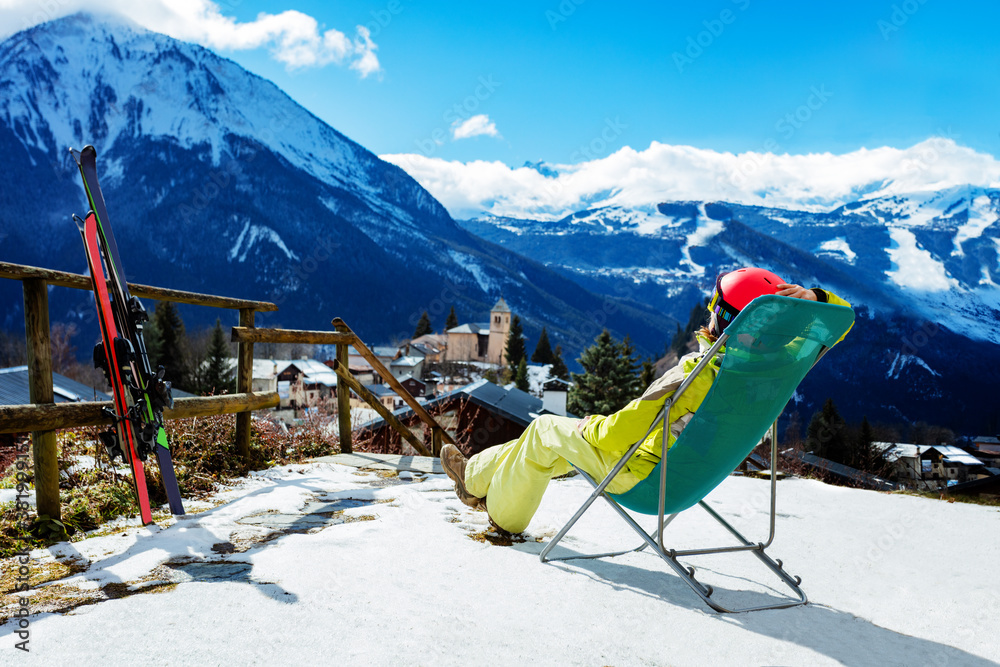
[461,194,1000,433]
[0,13,672,360]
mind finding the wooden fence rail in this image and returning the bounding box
[0,260,279,521]
[0,392,279,434]
[1,259,453,522]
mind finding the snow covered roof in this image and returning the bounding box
[447,323,489,335]
[390,356,422,367]
[302,372,338,388]
[285,359,334,376]
[0,365,112,404]
[363,384,398,398]
[254,359,339,381]
[877,442,984,467]
[252,359,283,379]
[542,378,573,391]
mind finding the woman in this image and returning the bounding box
[441,267,851,534]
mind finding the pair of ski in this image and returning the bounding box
[70,145,184,524]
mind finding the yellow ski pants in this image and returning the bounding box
[464,414,642,533]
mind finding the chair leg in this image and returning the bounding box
[539,465,662,563]
[540,421,809,613]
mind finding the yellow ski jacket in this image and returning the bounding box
[579,289,852,481]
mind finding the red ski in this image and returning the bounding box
[77,211,153,525]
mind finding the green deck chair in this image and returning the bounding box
[539,295,855,613]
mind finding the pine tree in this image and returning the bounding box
[144,309,163,370]
[671,300,710,355]
[531,327,555,364]
[152,301,189,390]
[567,330,642,416]
[639,357,655,389]
[504,315,526,369]
[806,398,848,463]
[445,306,459,330]
[852,416,882,473]
[413,311,433,338]
[550,344,570,380]
[514,357,530,392]
[200,318,235,395]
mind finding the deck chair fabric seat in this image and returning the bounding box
[542,295,855,613]
[610,295,855,516]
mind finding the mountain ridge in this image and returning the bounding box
[0,13,675,366]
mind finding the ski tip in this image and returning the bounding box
[70,145,97,166]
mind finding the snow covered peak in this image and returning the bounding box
[0,12,441,218]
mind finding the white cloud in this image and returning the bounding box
[451,114,500,140]
[0,0,381,75]
[381,138,1000,220]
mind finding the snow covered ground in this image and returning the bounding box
[2,459,999,666]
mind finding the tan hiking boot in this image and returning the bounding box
[440,444,486,510]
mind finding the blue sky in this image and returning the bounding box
[209,0,1000,166]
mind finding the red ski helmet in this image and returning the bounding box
[708,267,784,332]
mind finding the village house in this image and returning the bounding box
[389,355,423,382]
[406,334,447,363]
[398,375,427,398]
[542,377,573,416]
[350,383,399,411]
[357,378,563,455]
[878,443,989,490]
[973,435,1000,454]
[251,359,338,409]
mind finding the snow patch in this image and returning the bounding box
[886,352,941,379]
[228,219,299,262]
[953,195,997,256]
[679,204,723,274]
[815,237,857,264]
[885,228,954,291]
[446,249,498,294]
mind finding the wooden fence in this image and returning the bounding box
[0,261,451,521]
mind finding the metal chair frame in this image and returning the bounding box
[540,332,829,613]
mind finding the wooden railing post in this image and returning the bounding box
[332,317,455,454]
[330,360,429,456]
[431,428,443,457]
[235,308,255,461]
[335,335,352,454]
[22,279,60,520]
